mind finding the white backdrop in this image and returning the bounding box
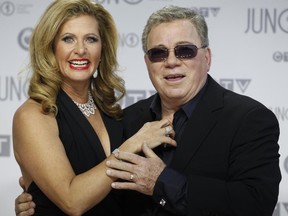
[0,0,287,215]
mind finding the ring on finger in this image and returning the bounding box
[165,126,171,136]
[130,174,134,181]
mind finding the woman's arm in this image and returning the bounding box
[13,100,175,215]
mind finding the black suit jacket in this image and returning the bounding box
[122,75,281,216]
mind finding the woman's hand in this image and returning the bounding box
[120,119,176,153]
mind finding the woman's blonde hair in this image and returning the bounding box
[28,0,125,119]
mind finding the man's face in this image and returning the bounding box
[144,20,211,105]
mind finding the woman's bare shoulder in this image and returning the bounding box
[13,98,55,127]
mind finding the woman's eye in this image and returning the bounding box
[86,36,98,43]
[62,36,74,43]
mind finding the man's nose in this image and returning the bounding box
[165,48,181,65]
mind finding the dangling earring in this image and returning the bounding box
[93,70,98,78]
[93,59,101,78]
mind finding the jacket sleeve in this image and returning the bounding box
[152,106,281,216]
[186,106,281,216]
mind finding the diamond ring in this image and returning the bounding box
[165,126,171,136]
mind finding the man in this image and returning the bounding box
[15,5,281,216]
[106,5,281,216]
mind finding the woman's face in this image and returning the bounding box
[54,15,102,86]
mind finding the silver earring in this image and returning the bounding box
[93,60,101,78]
[93,70,98,78]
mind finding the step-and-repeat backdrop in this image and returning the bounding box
[0,0,287,215]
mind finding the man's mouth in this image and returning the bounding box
[165,74,185,80]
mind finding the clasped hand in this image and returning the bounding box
[106,143,166,196]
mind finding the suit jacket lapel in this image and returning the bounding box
[170,76,224,171]
[123,98,155,140]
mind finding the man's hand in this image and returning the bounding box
[15,177,35,216]
[106,143,166,195]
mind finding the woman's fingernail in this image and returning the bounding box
[112,148,119,155]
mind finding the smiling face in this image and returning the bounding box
[54,15,102,88]
[145,19,211,108]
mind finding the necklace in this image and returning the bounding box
[73,91,97,117]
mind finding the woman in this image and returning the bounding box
[12,0,176,215]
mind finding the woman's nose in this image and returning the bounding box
[74,42,86,55]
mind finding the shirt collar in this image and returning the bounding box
[150,79,208,119]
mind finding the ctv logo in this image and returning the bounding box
[120,90,156,108]
[0,135,10,157]
[219,79,251,93]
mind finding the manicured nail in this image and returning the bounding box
[112,148,119,155]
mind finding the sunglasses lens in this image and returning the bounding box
[147,45,200,62]
[147,48,168,62]
[175,45,197,59]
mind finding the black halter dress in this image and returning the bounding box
[27,89,124,215]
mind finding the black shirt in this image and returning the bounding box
[149,81,207,214]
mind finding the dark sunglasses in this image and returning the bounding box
[146,44,207,63]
